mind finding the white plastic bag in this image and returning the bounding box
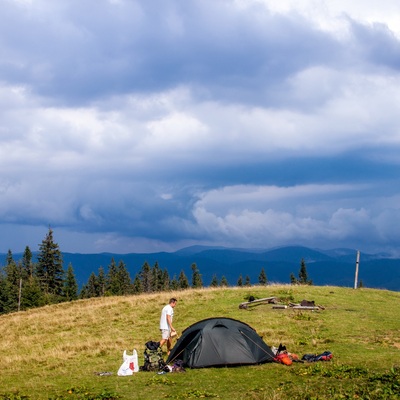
[117,349,139,376]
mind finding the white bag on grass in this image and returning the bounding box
[117,349,139,376]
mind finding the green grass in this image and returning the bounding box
[0,285,399,399]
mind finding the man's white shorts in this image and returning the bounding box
[161,329,170,340]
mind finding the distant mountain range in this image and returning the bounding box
[2,246,399,291]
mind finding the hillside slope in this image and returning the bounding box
[0,285,399,399]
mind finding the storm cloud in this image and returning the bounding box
[1,0,400,255]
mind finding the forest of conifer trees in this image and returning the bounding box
[0,228,277,315]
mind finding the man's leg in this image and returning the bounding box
[160,329,169,350]
[166,337,172,354]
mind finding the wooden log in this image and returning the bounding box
[239,296,278,309]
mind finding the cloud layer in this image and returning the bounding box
[1,0,400,255]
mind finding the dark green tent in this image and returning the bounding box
[166,317,275,368]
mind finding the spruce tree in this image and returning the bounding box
[191,263,203,288]
[6,249,14,266]
[63,263,78,301]
[21,276,43,310]
[151,262,163,292]
[298,258,312,285]
[161,269,170,291]
[117,260,132,295]
[36,228,64,299]
[244,275,251,286]
[3,259,20,312]
[85,272,99,298]
[106,258,119,295]
[132,273,143,294]
[210,274,218,287]
[258,268,267,285]
[290,273,297,285]
[0,273,9,314]
[237,274,243,287]
[97,266,106,296]
[170,274,179,290]
[220,276,229,287]
[178,270,189,289]
[22,246,34,278]
[140,262,152,292]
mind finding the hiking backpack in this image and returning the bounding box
[141,341,166,372]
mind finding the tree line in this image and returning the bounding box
[0,228,311,315]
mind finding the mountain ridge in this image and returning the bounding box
[2,245,399,291]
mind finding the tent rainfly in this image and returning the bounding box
[166,317,275,368]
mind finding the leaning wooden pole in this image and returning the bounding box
[354,250,360,289]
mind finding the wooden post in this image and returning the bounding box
[354,250,360,289]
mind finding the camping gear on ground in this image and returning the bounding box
[171,359,185,372]
[166,317,275,368]
[272,343,302,365]
[141,341,166,371]
[302,351,333,362]
[157,359,186,375]
[117,349,139,376]
[274,352,292,365]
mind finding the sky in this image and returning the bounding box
[1,0,400,256]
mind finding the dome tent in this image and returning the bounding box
[166,317,275,368]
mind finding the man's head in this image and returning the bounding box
[169,298,177,307]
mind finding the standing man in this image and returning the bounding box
[159,298,177,355]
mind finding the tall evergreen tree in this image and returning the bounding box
[20,276,43,310]
[258,268,267,285]
[36,228,64,298]
[97,266,106,296]
[85,272,99,298]
[178,270,189,289]
[106,258,119,295]
[22,246,34,278]
[63,263,78,301]
[151,262,162,292]
[117,260,132,295]
[237,274,243,287]
[244,275,251,286]
[298,258,312,285]
[140,262,152,292]
[191,263,203,288]
[0,273,9,314]
[210,274,218,287]
[6,249,14,265]
[160,269,170,291]
[132,273,143,294]
[220,276,229,287]
[170,274,179,290]
[4,259,20,288]
[2,260,20,313]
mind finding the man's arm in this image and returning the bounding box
[166,314,175,332]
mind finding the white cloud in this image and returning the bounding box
[257,0,400,37]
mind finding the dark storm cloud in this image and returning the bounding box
[1,0,400,255]
[0,0,342,105]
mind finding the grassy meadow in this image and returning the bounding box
[0,285,399,399]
